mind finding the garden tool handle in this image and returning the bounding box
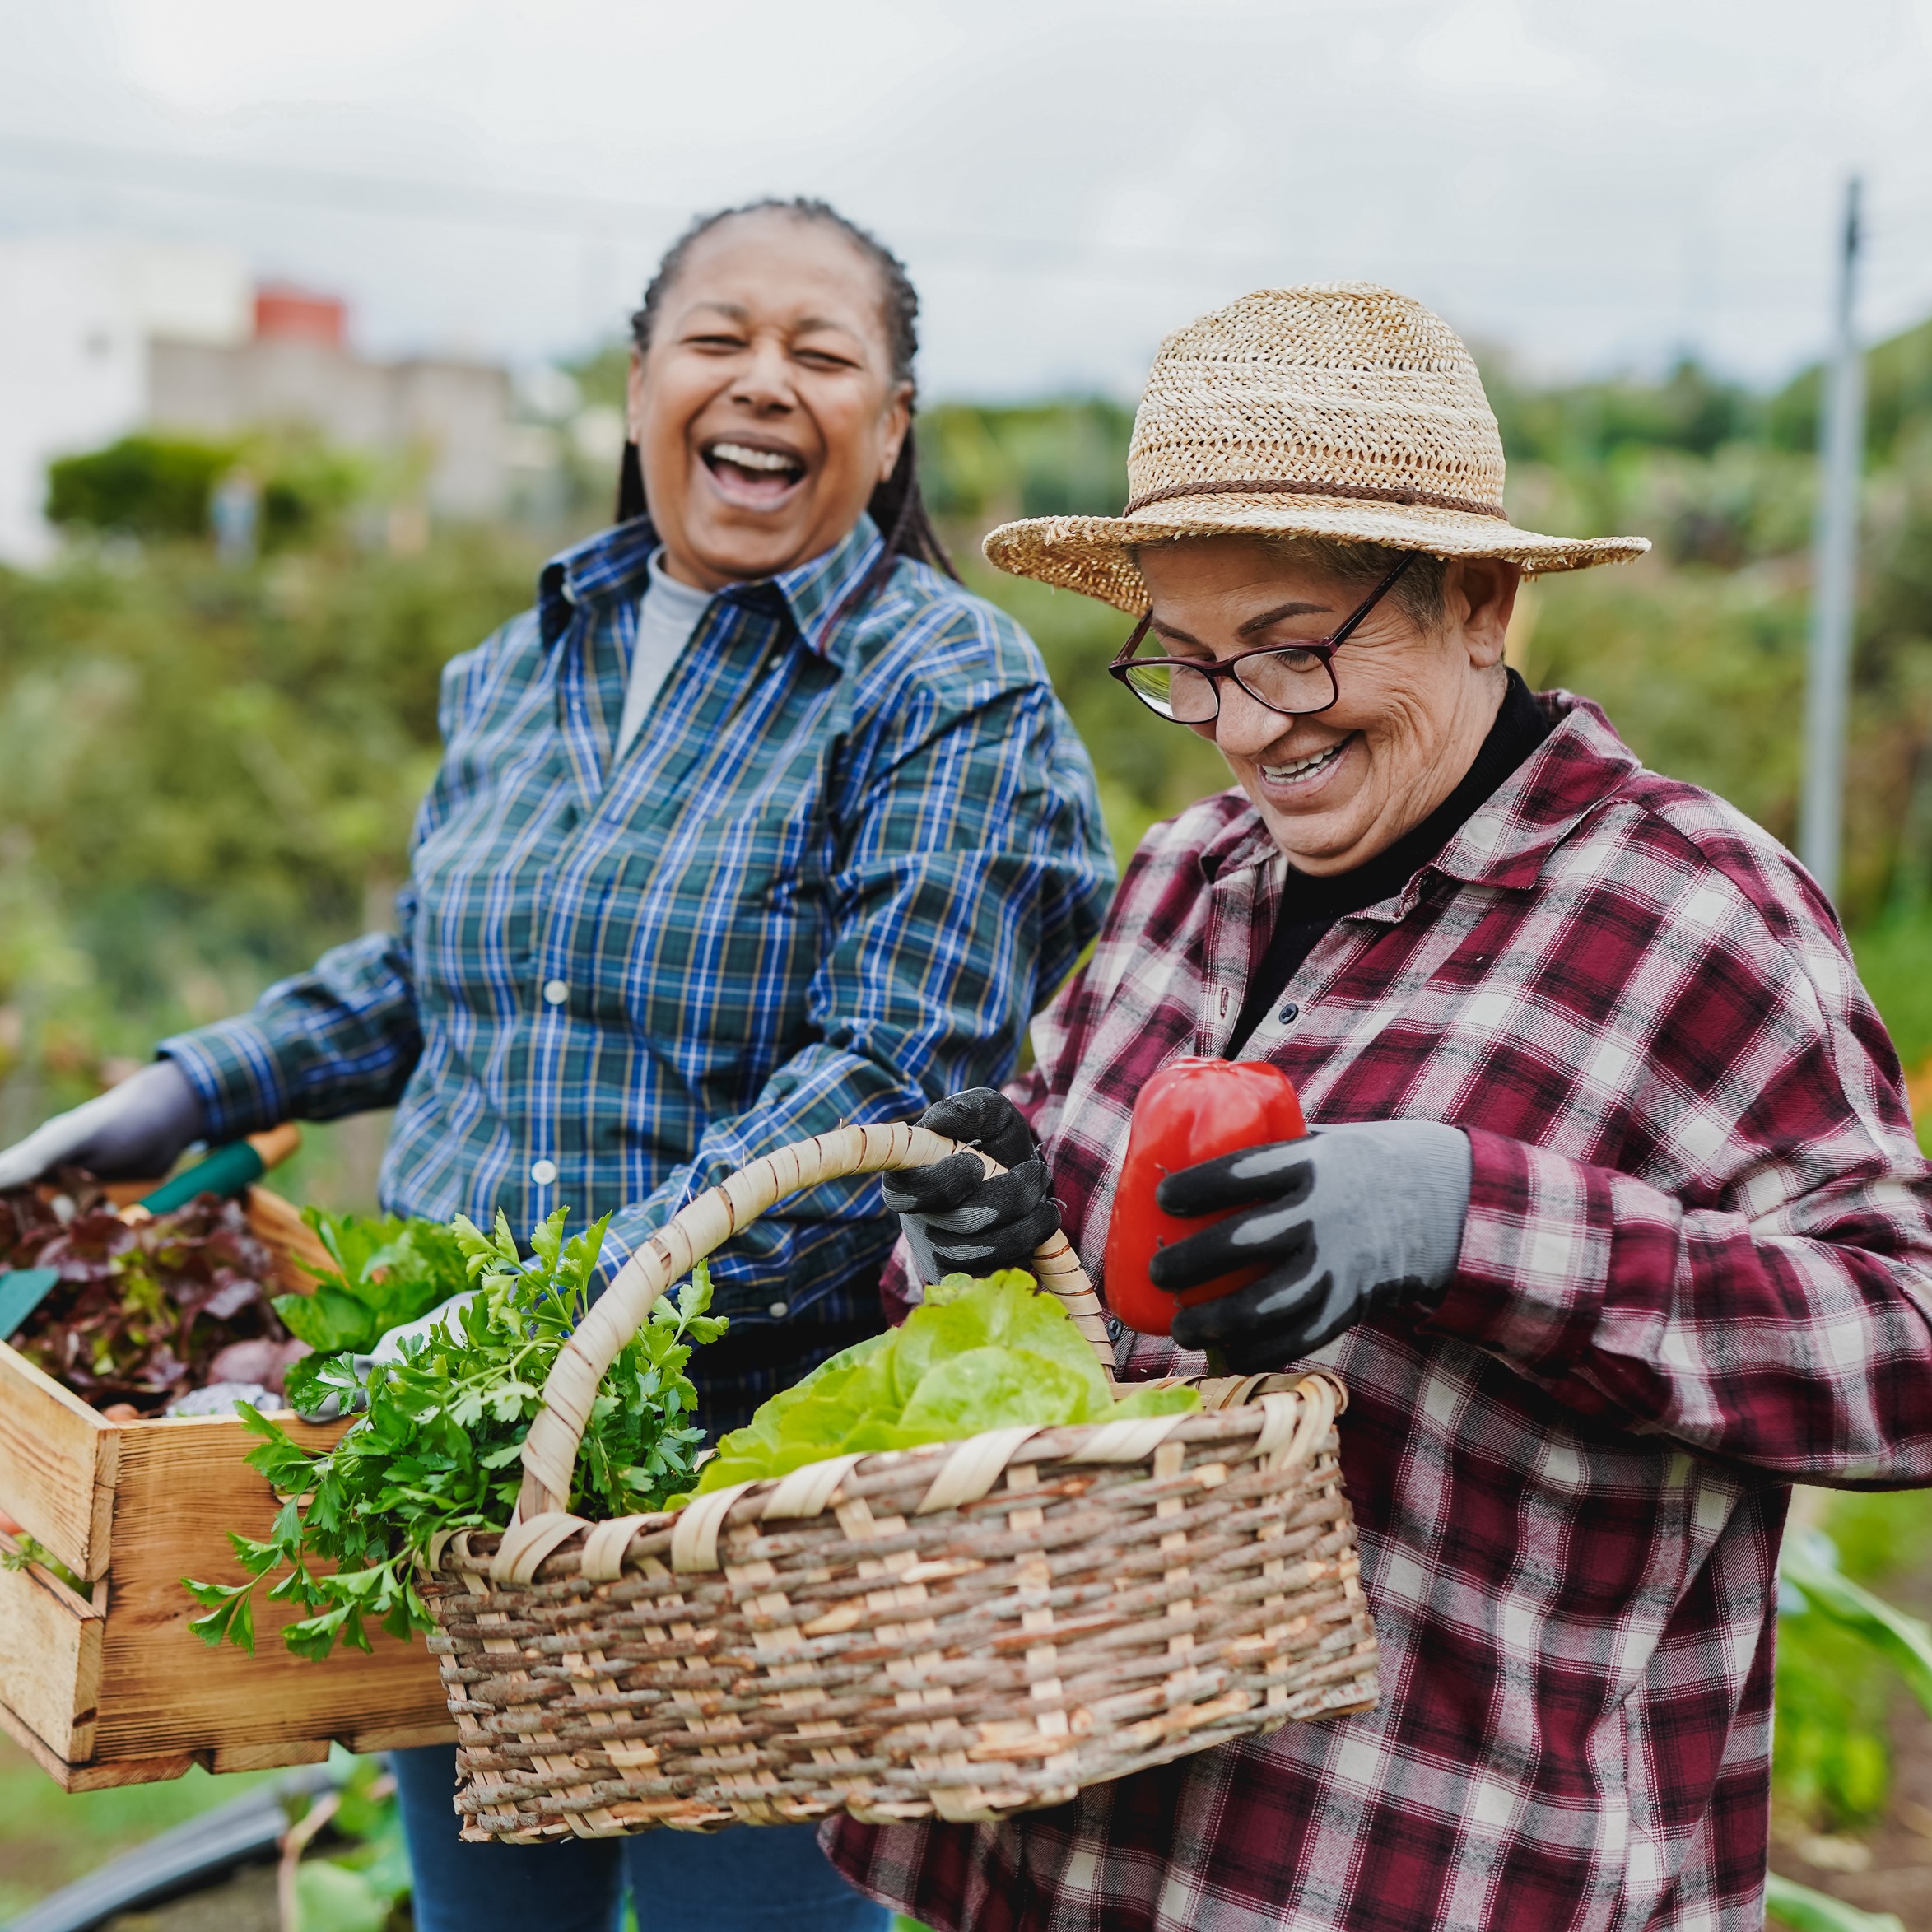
[132,1122,302,1217]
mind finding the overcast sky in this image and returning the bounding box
[3,0,1931,399]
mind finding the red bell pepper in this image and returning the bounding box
[1101,1057,1307,1337]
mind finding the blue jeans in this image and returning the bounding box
[391,1744,891,1932]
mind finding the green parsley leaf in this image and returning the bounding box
[184,1210,725,1659]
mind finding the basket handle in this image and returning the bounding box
[514,1121,1110,1521]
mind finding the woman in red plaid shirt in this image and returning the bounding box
[824,286,1932,1931]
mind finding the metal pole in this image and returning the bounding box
[1799,176,1866,901]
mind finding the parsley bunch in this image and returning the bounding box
[184,1208,727,1660]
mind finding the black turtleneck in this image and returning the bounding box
[1225,670,1551,1058]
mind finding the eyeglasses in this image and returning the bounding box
[1108,552,1416,725]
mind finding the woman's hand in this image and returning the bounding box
[0,1060,204,1190]
[1152,1120,1473,1371]
[883,1089,1060,1285]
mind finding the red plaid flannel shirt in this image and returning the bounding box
[826,692,1932,1932]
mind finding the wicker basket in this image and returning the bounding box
[426,1123,1378,1842]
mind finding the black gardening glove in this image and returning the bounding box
[882,1088,1060,1286]
[0,1060,205,1189]
[1153,1120,1473,1374]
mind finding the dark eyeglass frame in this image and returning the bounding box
[1107,552,1417,724]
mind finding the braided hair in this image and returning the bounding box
[617,197,957,607]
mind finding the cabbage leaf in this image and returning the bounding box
[683,1270,1196,1497]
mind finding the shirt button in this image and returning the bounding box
[542,979,569,1006]
[1278,1001,1300,1023]
[767,1301,789,1319]
[530,1158,559,1187]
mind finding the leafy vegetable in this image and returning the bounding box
[1765,1871,1905,1932]
[685,1270,1196,1497]
[274,1206,470,1355]
[289,1756,413,1932]
[184,1207,726,1659]
[2,1172,292,1413]
[1774,1523,1932,1833]
[1782,1527,1932,1718]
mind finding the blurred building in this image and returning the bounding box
[150,283,510,521]
[0,237,510,563]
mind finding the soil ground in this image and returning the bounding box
[99,1859,280,1932]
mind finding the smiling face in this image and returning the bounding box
[1133,538,1521,875]
[626,210,911,590]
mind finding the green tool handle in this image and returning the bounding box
[135,1123,301,1216]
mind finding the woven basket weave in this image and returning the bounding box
[426,1123,1379,1842]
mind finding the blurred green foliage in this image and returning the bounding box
[46,435,232,542]
[1768,314,1932,467]
[923,398,1134,522]
[0,528,543,1175]
[1776,1503,1932,1834]
[45,431,368,550]
[0,1738,272,1916]
[1479,314,1932,473]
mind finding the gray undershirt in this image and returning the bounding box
[615,549,715,760]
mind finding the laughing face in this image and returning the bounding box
[1134,538,1520,876]
[626,210,912,590]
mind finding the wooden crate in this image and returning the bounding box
[0,1185,451,1789]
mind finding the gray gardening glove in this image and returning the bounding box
[0,1060,204,1190]
[882,1088,1059,1286]
[294,1289,482,1422]
[1154,1120,1473,1373]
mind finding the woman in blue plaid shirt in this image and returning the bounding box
[0,199,1111,1930]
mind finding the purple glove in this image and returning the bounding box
[0,1060,205,1189]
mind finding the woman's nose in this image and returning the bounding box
[1213,679,1287,759]
[732,335,794,412]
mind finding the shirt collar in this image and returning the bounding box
[766,513,884,663]
[1195,690,1640,898]
[1427,692,1639,892]
[536,512,884,661]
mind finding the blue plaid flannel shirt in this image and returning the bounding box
[163,514,1111,1426]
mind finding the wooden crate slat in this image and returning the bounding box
[205,1739,333,1775]
[0,1714,197,1793]
[347,1718,463,1755]
[0,1349,114,1581]
[244,1186,335,1292]
[0,1182,311,1580]
[92,1413,449,1762]
[0,1532,103,1764]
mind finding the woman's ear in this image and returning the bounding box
[625,347,649,443]
[878,380,914,483]
[1448,559,1520,670]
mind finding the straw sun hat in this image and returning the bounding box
[985,282,1648,614]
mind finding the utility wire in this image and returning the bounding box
[0,128,1894,305]
[6,128,1931,365]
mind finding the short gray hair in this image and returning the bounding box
[1262,537,1447,632]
